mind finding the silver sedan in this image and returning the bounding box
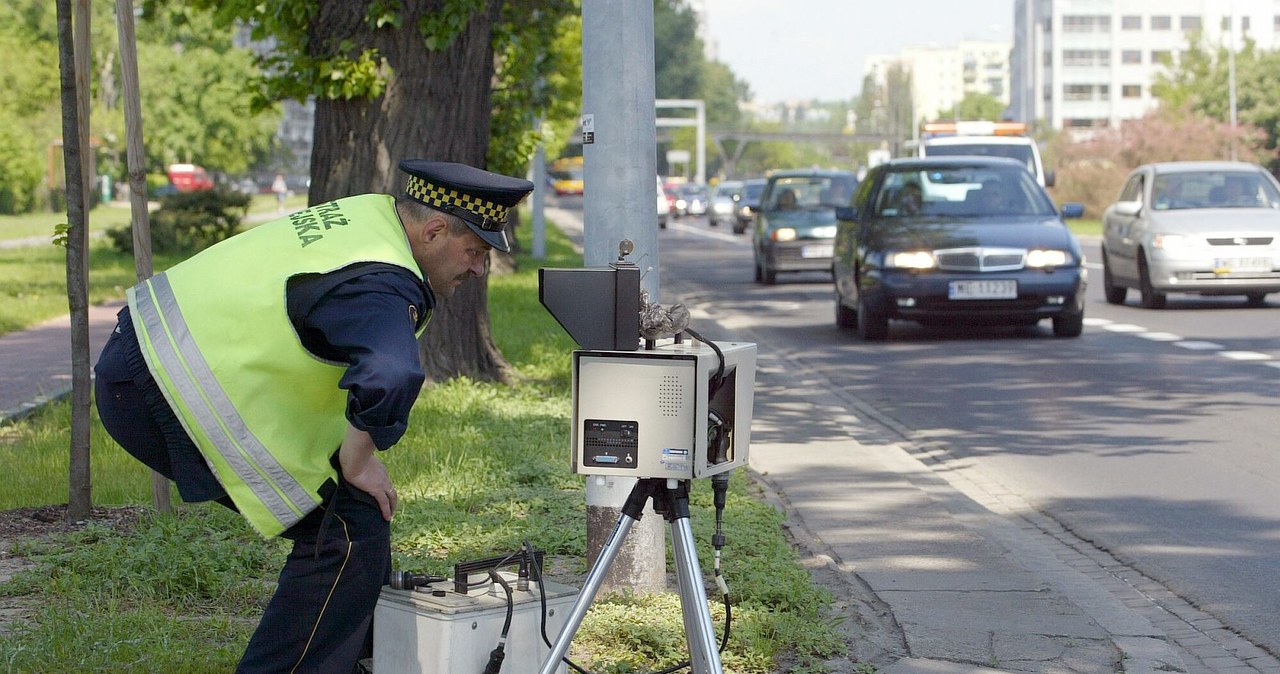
[1101,161,1280,308]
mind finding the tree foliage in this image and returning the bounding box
[1051,105,1273,216]
[0,0,282,212]
[937,92,1006,122]
[1152,37,1280,175]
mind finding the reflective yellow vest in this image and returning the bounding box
[128,194,426,537]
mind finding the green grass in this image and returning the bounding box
[0,193,311,338]
[1068,217,1102,238]
[0,222,848,673]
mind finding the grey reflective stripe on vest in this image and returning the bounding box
[133,273,315,529]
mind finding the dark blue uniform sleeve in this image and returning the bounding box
[301,271,428,450]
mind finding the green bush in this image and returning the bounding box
[107,189,251,255]
[0,118,42,215]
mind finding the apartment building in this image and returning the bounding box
[866,40,1013,124]
[1011,0,1279,132]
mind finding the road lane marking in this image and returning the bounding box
[1220,351,1272,361]
[667,219,747,244]
[1136,332,1182,341]
[1083,318,1274,369]
[1174,341,1223,350]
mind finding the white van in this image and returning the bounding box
[918,121,1052,187]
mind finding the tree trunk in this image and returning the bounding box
[306,0,512,383]
[56,0,93,520]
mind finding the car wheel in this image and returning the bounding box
[753,256,763,283]
[1101,250,1127,305]
[1245,292,1267,307]
[1052,310,1084,338]
[836,294,857,329]
[855,293,888,341]
[732,224,745,234]
[1137,251,1166,309]
[762,265,777,285]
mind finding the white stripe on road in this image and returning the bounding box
[1175,341,1224,350]
[667,219,746,244]
[1081,318,1274,369]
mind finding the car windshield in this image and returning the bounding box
[1151,171,1280,210]
[763,175,857,211]
[874,165,1055,218]
[924,144,1036,175]
[742,181,766,202]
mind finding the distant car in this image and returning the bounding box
[1101,161,1280,308]
[735,178,767,234]
[708,180,743,227]
[833,157,1086,340]
[550,167,584,196]
[672,183,708,217]
[752,169,858,284]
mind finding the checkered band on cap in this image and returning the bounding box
[406,175,510,231]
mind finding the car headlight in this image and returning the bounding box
[812,225,837,238]
[887,251,937,269]
[1152,233,1194,250]
[772,227,798,242]
[1025,249,1070,268]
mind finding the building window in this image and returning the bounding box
[1122,84,1142,98]
[1180,16,1201,31]
[1222,16,1232,30]
[1063,50,1111,66]
[1151,50,1173,65]
[1064,118,1107,129]
[1064,84,1110,101]
[1122,50,1142,64]
[1152,15,1172,30]
[1121,15,1141,30]
[1243,16,1251,32]
[1062,15,1111,32]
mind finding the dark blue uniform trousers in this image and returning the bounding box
[95,320,391,673]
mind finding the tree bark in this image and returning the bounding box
[306,0,512,383]
[56,0,93,520]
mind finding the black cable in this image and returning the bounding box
[683,327,726,396]
[527,540,591,674]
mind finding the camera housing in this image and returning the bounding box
[572,340,755,479]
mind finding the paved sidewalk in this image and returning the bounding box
[0,299,123,422]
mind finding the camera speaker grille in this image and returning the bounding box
[658,374,683,417]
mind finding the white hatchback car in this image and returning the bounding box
[1101,161,1280,308]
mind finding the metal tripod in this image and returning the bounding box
[537,478,723,674]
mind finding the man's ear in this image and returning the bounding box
[420,213,450,244]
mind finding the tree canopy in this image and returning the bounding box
[0,0,283,213]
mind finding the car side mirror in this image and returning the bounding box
[1060,202,1084,219]
[1114,201,1141,217]
[835,206,858,221]
[1043,170,1056,188]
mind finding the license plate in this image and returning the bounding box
[801,244,833,259]
[949,280,1017,299]
[1213,257,1271,273]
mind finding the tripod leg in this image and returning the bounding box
[669,497,724,673]
[538,487,655,674]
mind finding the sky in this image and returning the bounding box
[698,0,1014,103]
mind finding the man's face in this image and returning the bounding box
[419,222,491,299]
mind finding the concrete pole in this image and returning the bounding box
[581,0,666,594]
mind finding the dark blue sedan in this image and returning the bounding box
[833,157,1086,340]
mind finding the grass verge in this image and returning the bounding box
[0,222,847,673]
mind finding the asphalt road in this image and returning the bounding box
[649,210,1280,660]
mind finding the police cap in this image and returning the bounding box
[399,159,534,253]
